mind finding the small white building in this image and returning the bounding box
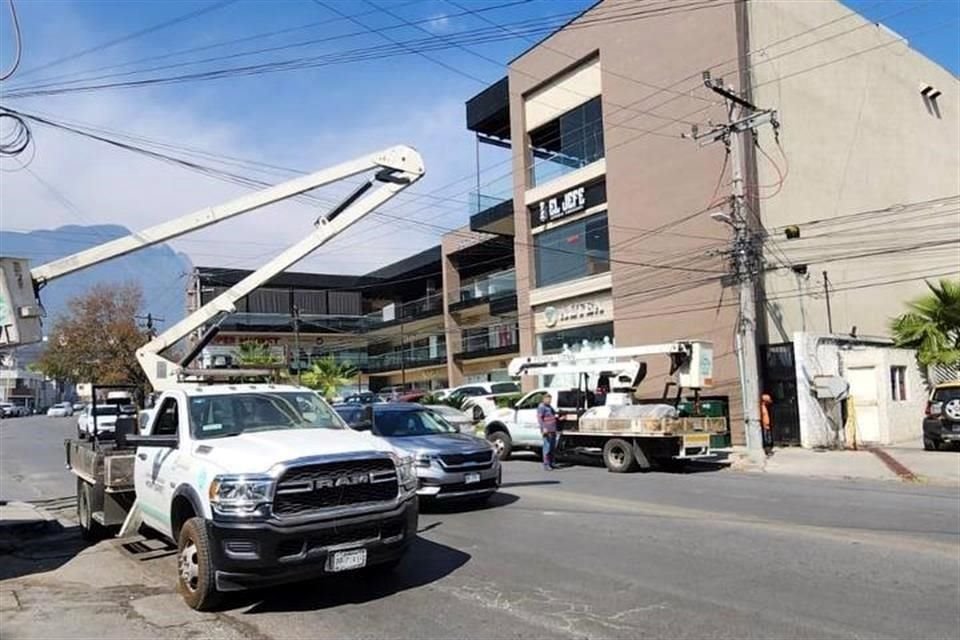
[793,332,927,448]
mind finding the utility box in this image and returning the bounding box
[0,258,43,348]
[678,341,714,389]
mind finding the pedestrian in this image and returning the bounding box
[538,392,559,470]
[760,393,774,456]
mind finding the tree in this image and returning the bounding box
[36,283,151,396]
[301,356,358,400]
[235,340,280,366]
[890,279,960,367]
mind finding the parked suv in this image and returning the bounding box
[923,381,960,451]
[335,403,500,502]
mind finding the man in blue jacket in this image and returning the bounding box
[537,393,559,470]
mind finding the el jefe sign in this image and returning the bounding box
[536,186,586,224]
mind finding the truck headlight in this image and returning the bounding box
[209,474,273,517]
[391,454,418,492]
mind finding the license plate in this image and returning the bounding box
[684,434,710,448]
[465,472,481,484]
[328,548,367,572]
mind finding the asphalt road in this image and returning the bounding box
[2,415,959,639]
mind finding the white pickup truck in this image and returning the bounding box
[66,384,419,610]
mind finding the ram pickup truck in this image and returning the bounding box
[66,384,419,610]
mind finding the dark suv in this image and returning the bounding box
[922,381,960,451]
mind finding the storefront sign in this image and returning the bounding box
[536,187,585,224]
[543,300,606,328]
[529,179,606,228]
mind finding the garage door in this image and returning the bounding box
[846,366,881,443]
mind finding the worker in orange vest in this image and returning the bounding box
[761,393,774,456]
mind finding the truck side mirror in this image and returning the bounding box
[115,416,138,449]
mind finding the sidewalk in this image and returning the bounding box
[0,501,59,554]
[723,445,960,486]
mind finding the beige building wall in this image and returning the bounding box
[748,0,960,342]
[508,0,746,437]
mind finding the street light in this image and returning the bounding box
[709,211,734,226]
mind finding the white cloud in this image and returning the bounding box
[427,14,452,33]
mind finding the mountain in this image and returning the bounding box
[1,224,193,338]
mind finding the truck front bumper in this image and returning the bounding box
[208,497,418,592]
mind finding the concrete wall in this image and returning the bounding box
[793,332,925,447]
[843,346,926,444]
[507,0,746,437]
[748,0,960,341]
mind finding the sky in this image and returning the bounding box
[1,0,958,278]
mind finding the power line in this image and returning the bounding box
[0,0,22,81]
[11,0,240,80]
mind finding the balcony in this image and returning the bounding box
[216,312,368,333]
[449,269,517,313]
[529,148,604,189]
[364,292,443,329]
[465,76,510,139]
[455,325,519,361]
[363,345,447,374]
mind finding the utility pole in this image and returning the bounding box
[292,304,302,386]
[688,70,780,463]
[822,270,834,333]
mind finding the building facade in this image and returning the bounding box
[462,0,958,445]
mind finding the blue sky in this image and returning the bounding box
[1,0,957,275]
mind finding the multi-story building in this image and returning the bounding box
[461,0,959,445]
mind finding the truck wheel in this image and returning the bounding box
[76,478,106,541]
[177,517,221,611]
[488,431,512,461]
[603,439,638,473]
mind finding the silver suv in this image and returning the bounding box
[334,403,501,502]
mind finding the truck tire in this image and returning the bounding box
[487,431,512,461]
[177,517,221,611]
[603,438,638,473]
[76,478,106,541]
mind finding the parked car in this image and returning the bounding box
[334,403,500,502]
[0,402,29,417]
[72,403,86,413]
[46,402,74,417]
[425,404,476,434]
[342,392,384,405]
[77,403,137,439]
[923,381,960,451]
[447,382,521,421]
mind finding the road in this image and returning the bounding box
[2,415,959,639]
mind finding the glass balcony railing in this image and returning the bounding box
[454,268,516,305]
[460,325,519,356]
[364,292,443,327]
[364,344,447,373]
[528,146,604,188]
[467,173,514,215]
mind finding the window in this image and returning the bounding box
[529,97,604,186]
[491,382,520,395]
[539,322,614,355]
[890,366,907,402]
[153,399,179,436]
[517,392,545,410]
[535,212,609,287]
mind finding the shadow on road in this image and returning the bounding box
[0,520,91,581]
[421,491,519,514]
[238,536,470,614]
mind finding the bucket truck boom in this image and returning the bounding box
[0,145,425,390]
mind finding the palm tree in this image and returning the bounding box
[235,340,280,366]
[890,279,960,367]
[301,356,358,400]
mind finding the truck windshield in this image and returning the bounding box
[188,392,344,440]
[374,409,457,437]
